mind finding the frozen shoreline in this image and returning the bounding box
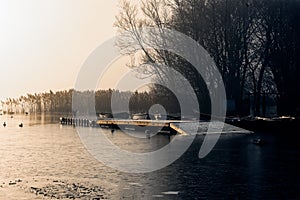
[0,177,110,200]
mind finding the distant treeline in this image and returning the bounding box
[1,88,181,115]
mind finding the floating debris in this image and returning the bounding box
[152,194,164,198]
[128,182,143,187]
[161,191,180,195]
[8,181,16,185]
[29,179,107,199]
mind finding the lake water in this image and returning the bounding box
[0,114,299,199]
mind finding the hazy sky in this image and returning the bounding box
[0,0,140,101]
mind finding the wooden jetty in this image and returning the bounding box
[60,117,97,127]
[60,117,252,135]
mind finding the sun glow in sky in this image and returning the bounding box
[0,0,140,101]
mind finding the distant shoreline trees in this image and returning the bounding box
[1,87,180,115]
[1,90,74,114]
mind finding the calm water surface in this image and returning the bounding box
[0,114,299,199]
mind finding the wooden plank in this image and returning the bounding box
[97,119,170,127]
[169,123,188,135]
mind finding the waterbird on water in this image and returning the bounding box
[3,122,6,127]
[253,138,265,146]
[19,123,23,128]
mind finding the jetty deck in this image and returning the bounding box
[60,117,252,135]
[96,119,252,135]
[97,119,185,128]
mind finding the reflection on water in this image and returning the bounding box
[0,114,299,199]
